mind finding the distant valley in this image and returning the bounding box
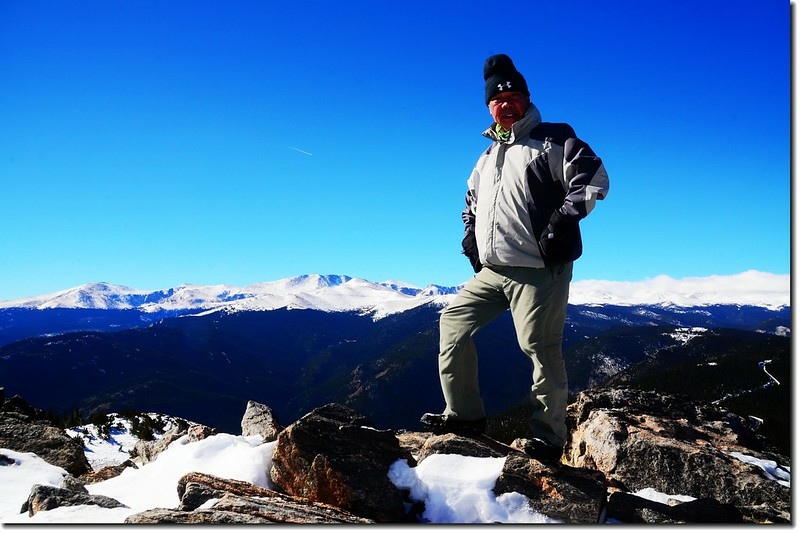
[0,273,790,455]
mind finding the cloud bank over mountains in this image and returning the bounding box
[568,270,789,310]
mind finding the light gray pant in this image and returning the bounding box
[438,263,572,447]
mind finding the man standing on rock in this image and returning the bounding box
[421,54,609,462]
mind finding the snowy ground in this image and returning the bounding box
[63,415,160,471]
[0,416,790,524]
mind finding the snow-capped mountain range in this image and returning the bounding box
[0,274,460,319]
[0,270,789,317]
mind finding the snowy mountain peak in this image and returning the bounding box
[0,271,789,316]
[377,280,423,296]
[285,274,353,289]
[2,282,145,310]
[419,284,462,297]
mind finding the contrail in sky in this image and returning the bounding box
[285,145,313,156]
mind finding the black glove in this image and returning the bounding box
[539,210,582,265]
[461,232,482,273]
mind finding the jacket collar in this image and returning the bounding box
[483,103,542,144]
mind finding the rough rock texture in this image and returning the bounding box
[131,422,215,465]
[409,433,608,523]
[240,400,282,441]
[270,403,415,523]
[59,474,89,494]
[493,453,608,523]
[395,430,431,459]
[0,395,90,477]
[416,433,511,461]
[564,387,790,523]
[3,390,790,524]
[125,506,272,524]
[606,491,744,523]
[22,484,127,516]
[126,472,372,524]
[78,459,138,484]
[175,471,283,511]
[186,423,216,442]
[130,427,183,465]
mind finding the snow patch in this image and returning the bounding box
[665,327,708,344]
[388,455,558,523]
[729,452,790,487]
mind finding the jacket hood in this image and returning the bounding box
[483,103,542,143]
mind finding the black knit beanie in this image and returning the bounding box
[483,54,529,105]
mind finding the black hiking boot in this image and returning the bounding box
[420,413,486,437]
[521,437,563,464]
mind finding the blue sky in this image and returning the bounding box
[0,1,790,300]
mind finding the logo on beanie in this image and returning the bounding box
[484,54,529,105]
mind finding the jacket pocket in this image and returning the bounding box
[538,213,582,266]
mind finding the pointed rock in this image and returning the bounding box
[241,400,282,441]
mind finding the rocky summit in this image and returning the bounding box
[1,387,790,524]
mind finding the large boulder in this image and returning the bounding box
[126,472,373,524]
[493,452,608,524]
[22,484,127,517]
[564,387,790,523]
[270,403,415,523]
[0,395,90,477]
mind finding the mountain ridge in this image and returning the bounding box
[0,270,789,315]
[1,303,789,437]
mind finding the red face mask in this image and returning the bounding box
[488,92,529,130]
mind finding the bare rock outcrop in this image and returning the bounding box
[240,400,282,441]
[125,471,372,524]
[396,431,608,523]
[605,491,744,523]
[22,484,127,517]
[269,403,415,523]
[564,387,790,523]
[130,422,216,465]
[78,459,138,484]
[124,506,271,524]
[59,474,89,494]
[415,432,510,461]
[493,453,608,523]
[4,390,790,524]
[0,394,90,477]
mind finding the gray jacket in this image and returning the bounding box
[462,104,609,271]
